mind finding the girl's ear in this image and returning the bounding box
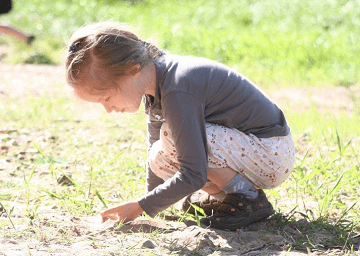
[129,64,141,78]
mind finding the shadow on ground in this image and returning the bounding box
[97,212,359,255]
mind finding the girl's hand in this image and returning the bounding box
[100,201,144,223]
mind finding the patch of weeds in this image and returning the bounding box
[32,142,69,165]
[24,51,54,65]
[3,226,37,240]
[38,187,64,200]
[251,210,359,253]
[95,189,107,208]
[282,214,358,252]
[115,219,126,230]
[25,205,40,226]
[175,202,206,227]
[90,241,105,249]
[22,166,42,223]
[0,182,15,190]
[57,198,96,216]
[0,202,15,229]
[149,228,162,238]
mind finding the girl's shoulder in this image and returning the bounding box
[166,54,227,68]
[157,54,243,100]
[161,54,235,79]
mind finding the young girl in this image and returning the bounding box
[66,21,295,231]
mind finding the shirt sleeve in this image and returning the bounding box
[146,116,164,191]
[138,92,208,217]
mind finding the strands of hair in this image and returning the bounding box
[66,21,163,91]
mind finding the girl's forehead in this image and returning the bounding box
[73,87,105,103]
[82,70,118,92]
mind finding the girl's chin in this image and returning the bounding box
[126,108,138,113]
[126,105,141,113]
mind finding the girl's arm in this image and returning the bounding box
[138,92,209,217]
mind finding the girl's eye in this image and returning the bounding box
[104,96,111,102]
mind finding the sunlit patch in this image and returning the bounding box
[67,90,104,120]
[109,111,131,126]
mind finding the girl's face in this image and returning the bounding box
[74,74,144,113]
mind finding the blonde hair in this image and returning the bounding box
[65,21,163,92]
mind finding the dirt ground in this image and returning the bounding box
[0,62,359,256]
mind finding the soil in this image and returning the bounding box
[0,62,359,256]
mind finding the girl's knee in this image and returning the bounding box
[251,165,293,189]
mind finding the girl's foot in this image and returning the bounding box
[200,189,274,231]
[182,190,222,216]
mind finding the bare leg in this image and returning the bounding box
[199,167,238,201]
[207,167,238,188]
[201,182,222,194]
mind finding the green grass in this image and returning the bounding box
[1,0,360,87]
[0,0,360,253]
[271,98,360,218]
[0,86,359,253]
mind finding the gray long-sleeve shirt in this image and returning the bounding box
[138,54,290,217]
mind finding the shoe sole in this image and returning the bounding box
[201,204,274,231]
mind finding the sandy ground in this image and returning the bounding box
[0,62,359,256]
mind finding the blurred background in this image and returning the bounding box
[0,0,359,88]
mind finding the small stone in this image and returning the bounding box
[142,239,156,249]
[197,237,215,249]
[296,219,309,226]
